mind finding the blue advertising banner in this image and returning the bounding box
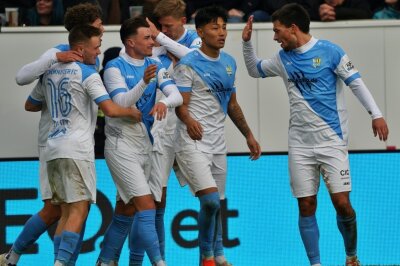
[1,153,399,265]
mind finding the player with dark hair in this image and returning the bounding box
[174,5,261,266]
[242,3,389,266]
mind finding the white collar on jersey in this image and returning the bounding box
[294,36,318,54]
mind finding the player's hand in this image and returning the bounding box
[143,64,157,84]
[130,107,142,123]
[242,15,254,42]
[319,4,336,21]
[56,51,83,63]
[246,134,261,160]
[186,118,203,140]
[150,102,167,120]
[146,17,160,39]
[372,117,389,141]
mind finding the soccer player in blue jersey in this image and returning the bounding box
[242,3,389,266]
[0,4,106,266]
[20,25,140,266]
[95,17,182,266]
[174,6,261,266]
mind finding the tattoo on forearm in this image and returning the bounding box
[228,103,251,138]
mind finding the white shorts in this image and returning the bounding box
[39,146,52,200]
[105,149,155,204]
[175,149,227,199]
[47,158,96,204]
[151,134,176,186]
[289,146,351,198]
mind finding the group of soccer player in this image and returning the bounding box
[0,1,389,266]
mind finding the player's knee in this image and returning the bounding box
[298,196,317,216]
[334,200,354,217]
[39,205,61,225]
[200,192,220,215]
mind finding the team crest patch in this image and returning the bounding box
[345,61,355,72]
[162,71,170,79]
[312,57,321,68]
[226,65,233,75]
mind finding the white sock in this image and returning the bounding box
[155,260,166,266]
[54,260,65,266]
[6,249,21,264]
[311,264,321,266]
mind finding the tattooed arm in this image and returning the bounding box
[227,92,261,160]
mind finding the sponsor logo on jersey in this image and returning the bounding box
[126,75,135,79]
[312,57,321,68]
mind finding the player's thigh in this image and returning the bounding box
[316,146,351,194]
[176,149,217,194]
[289,147,320,198]
[39,146,52,200]
[211,154,227,199]
[47,158,95,204]
[105,149,152,204]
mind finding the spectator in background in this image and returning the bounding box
[21,0,64,26]
[299,0,372,21]
[120,0,160,23]
[373,0,400,19]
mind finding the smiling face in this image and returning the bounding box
[198,17,227,52]
[272,20,298,51]
[129,27,155,59]
[82,36,101,65]
[36,0,53,16]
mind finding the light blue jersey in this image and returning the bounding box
[174,49,237,153]
[104,53,175,151]
[32,61,110,162]
[256,37,360,147]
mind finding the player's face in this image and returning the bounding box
[272,20,297,51]
[198,17,227,51]
[82,36,101,65]
[131,27,155,58]
[91,18,105,34]
[158,16,186,41]
[36,0,53,16]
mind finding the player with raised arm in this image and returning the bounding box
[242,3,389,266]
[95,17,182,266]
[174,6,261,266]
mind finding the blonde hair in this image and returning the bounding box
[153,0,186,19]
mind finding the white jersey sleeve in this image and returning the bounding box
[83,72,111,104]
[156,32,193,59]
[16,47,60,85]
[156,67,182,108]
[348,78,383,119]
[103,67,147,107]
[242,40,282,78]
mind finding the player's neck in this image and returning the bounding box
[200,45,220,58]
[296,33,312,48]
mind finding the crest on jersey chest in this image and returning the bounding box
[226,65,233,75]
[312,57,321,68]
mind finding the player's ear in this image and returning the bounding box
[181,16,187,25]
[196,27,204,38]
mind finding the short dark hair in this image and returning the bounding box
[120,16,149,44]
[194,6,227,29]
[68,24,102,48]
[64,3,103,31]
[271,3,310,34]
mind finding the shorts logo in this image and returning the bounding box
[340,169,349,176]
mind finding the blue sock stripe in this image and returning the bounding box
[299,215,320,265]
[54,235,62,261]
[156,208,166,260]
[198,192,220,258]
[57,231,80,264]
[13,213,48,253]
[98,214,134,263]
[337,214,357,256]
[130,209,161,264]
